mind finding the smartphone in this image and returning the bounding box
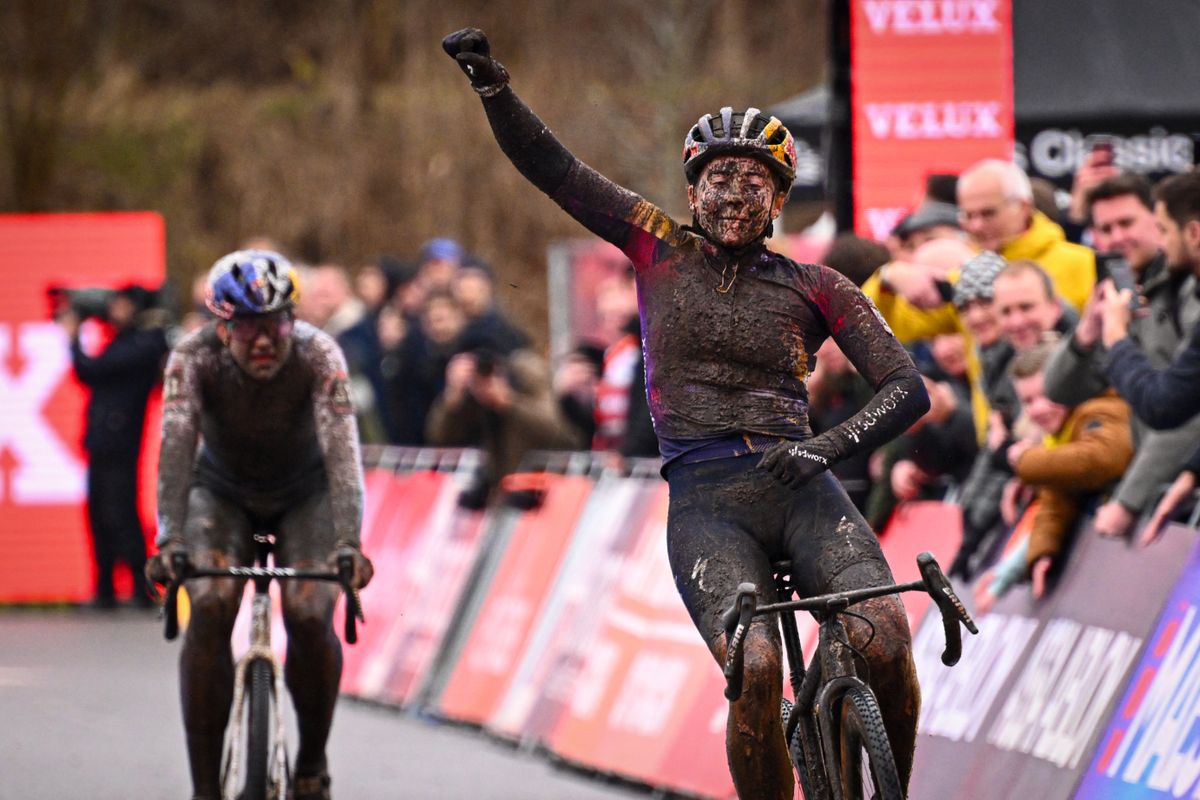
[1088,135,1115,167]
[1095,252,1139,309]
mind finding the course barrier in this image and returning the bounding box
[342,447,1200,799]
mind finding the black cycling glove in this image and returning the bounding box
[442,28,510,96]
[758,435,841,489]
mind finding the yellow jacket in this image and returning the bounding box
[861,274,989,441]
[999,212,1096,312]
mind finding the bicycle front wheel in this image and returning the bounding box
[836,686,902,800]
[243,657,274,800]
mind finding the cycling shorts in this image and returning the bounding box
[666,454,895,651]
[182,483,336,568]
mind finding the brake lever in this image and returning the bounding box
[722,582,758,701]
[916,552,978,666]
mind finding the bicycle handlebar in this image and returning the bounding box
[722,582,758,702]
[159,551,364,645]
[916,551,978,666]
[720,552,978,700]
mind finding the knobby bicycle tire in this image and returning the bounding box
[781,698,821,800]
[837,686,902,800]
[243,658,274,800]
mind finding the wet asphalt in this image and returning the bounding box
[0,608,654,800]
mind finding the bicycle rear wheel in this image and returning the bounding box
[836,686,902,800]
[242,657,274,800]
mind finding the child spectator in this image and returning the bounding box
[974,341,1132,611]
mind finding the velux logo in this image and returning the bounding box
[863,1,1002,35]
[864,102,1004,141]
[0,323,85,504]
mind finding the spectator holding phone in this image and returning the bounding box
[1064,138,1122,242]
[1102,172,1200,429]
[1043,174,1200,539]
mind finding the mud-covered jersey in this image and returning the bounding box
[476,86,926,466]
[156,320,363,547]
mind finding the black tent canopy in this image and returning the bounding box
[772,0,1200,206]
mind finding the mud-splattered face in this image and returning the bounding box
[688,156,785,248]
[216,311,295,380]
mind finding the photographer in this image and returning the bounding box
[426,347,583,508]
[58,285,169,608]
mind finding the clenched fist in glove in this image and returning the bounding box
[757,436,841,489]
[442,28,510,96]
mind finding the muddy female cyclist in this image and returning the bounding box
[443,28,929,799]
[147,250,374,800]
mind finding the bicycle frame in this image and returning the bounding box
[221,544,294,799]
[723,552,977,800]
[159,538,363,800]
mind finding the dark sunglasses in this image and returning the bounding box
[225,313,294,343]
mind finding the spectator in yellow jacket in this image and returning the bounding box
[958,159,1095,312]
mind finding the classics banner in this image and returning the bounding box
[851,0,1015,239]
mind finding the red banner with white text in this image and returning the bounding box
[0,213,165,602]
[851,0,1014,239]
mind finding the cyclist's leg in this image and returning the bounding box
[180,485,253,799]
[666,457,793,800]
[784,472,920,789]
[275,489,340,788]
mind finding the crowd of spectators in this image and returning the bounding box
[181,236,656,510]
[812,152,1200,610]
[165,152,1200,602]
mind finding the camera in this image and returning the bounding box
[47,282,170,323]
[472,348,499,377]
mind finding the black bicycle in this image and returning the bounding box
[722,551,976,800]
[159,536,364,800]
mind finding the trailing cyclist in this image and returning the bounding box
[443,28,929,799]
[147,250,374,800]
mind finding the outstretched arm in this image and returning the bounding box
[443,28,686,265]
[1102,282,1200,429]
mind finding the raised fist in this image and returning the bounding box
[442,27,509,92]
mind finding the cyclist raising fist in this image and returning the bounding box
[147,250,373,800]
[444,28,928,799]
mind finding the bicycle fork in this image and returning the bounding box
[223,590,290,800]
[777,574,837,800]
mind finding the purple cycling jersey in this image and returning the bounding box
[477,86,925,468]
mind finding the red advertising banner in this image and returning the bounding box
[545,483,735,798]
[880,500,965,625]
[436,474,595,723]
[487,473,653,740]
[338,469,486,702]
[851,0,1014,239]
[0,212,165,602]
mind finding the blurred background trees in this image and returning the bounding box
[0,0,825,343]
